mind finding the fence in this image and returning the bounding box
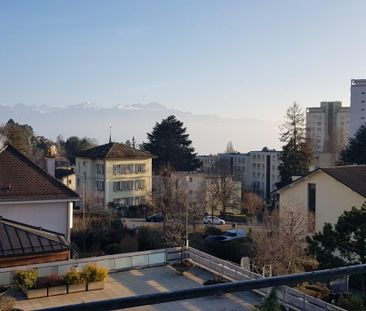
[187,247,345,311]
[0,247,181,286]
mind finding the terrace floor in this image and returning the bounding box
[10,265,262,311]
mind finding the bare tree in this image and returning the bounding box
[250,206,316,275]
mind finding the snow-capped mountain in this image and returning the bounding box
[0,103,281,154]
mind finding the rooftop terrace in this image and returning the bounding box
[10,265,260,311]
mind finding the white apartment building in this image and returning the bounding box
[350,79,366,136]
[306,101,350,154]
[199,148,281,199]
[75,142,154,210]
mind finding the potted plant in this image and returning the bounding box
[64,268,86,293]
[82,264,108,291]
[171,259,193,275]
[14,269,47,299]
[46,274,67,296]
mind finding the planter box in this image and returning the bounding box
[48,285,67,296]
[67,283,87,294]
[20,285,47,299]
[87,281,104,291]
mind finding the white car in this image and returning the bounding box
[203,216,225,225]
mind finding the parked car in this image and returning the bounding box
[146,213,165,222]
[203,216,225,225]
[221,229,247,242]
[205,229,247,244]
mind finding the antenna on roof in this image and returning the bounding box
[109,126,112,143]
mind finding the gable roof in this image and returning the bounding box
[276,166,366,198]
[0,144,80,202]
[76,142,154,159]
[0,217,70,258]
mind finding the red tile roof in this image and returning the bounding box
[0,144,80,202]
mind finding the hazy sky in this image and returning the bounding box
[1,0,366,121]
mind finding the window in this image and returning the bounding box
[113,180,134,192]
[96,180,105,191]
[96,164,104,175]
[135,164,146,173]
[135,179,146,190]
[113,164,134,175]
[308,183,316,213]
[135,196,145,205]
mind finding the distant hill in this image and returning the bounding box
[0,103,281,154]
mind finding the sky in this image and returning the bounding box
[1,0,366,121]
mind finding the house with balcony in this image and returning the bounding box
[75,142,154,212]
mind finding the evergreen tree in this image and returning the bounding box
[277,103,312,188]
[340,125,366,164]
[254,288,282,311]
[142,115,200,172]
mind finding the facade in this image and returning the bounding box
[306,101,350,167]
[55,167,76,191]
[0,144,79,241]
[75,142,154,209]
[276,166,366,233]
[350,79,366,136]
[199,148,281,199]
[171,171,242,214]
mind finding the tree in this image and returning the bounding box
[254,288,282,311]
[64,136,97,164]
[250,206,316,275]
[340,124,366,164]
[142,115,200,172]
[0,119,34,156]
[307,203,366,291]
[277,103,312,188]
[307,202,366,267]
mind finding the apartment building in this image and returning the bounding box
[75,142,154,210]
[306,101,350,156]
[350,79,366,136]
[199,148,281,199]
[171,171,241,214]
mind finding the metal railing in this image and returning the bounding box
[187,247,345,311]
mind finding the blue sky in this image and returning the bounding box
[1,0,366,120]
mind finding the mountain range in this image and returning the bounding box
[0,103,281,154]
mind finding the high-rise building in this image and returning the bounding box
[306,101,350,155]
[350,79,366,136]
[198,148,281,199]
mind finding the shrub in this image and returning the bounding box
[13,269,38,289]
[138,226,164,251]
[295,282,330,299]
[203,226,223,236]
[102,243,122,255]
[45,274,65,287]
[82,265,108,282]
[336,294,365,311]
[64,268,85,285]
[0,295,15,311]
[119,235,139,253]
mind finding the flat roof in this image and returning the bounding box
[11,265,261,311]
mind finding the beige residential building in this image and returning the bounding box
[76,142,154,210]
[276,166,366,233]
[171,171,242,214]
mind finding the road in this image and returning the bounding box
[122,217,261,232]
